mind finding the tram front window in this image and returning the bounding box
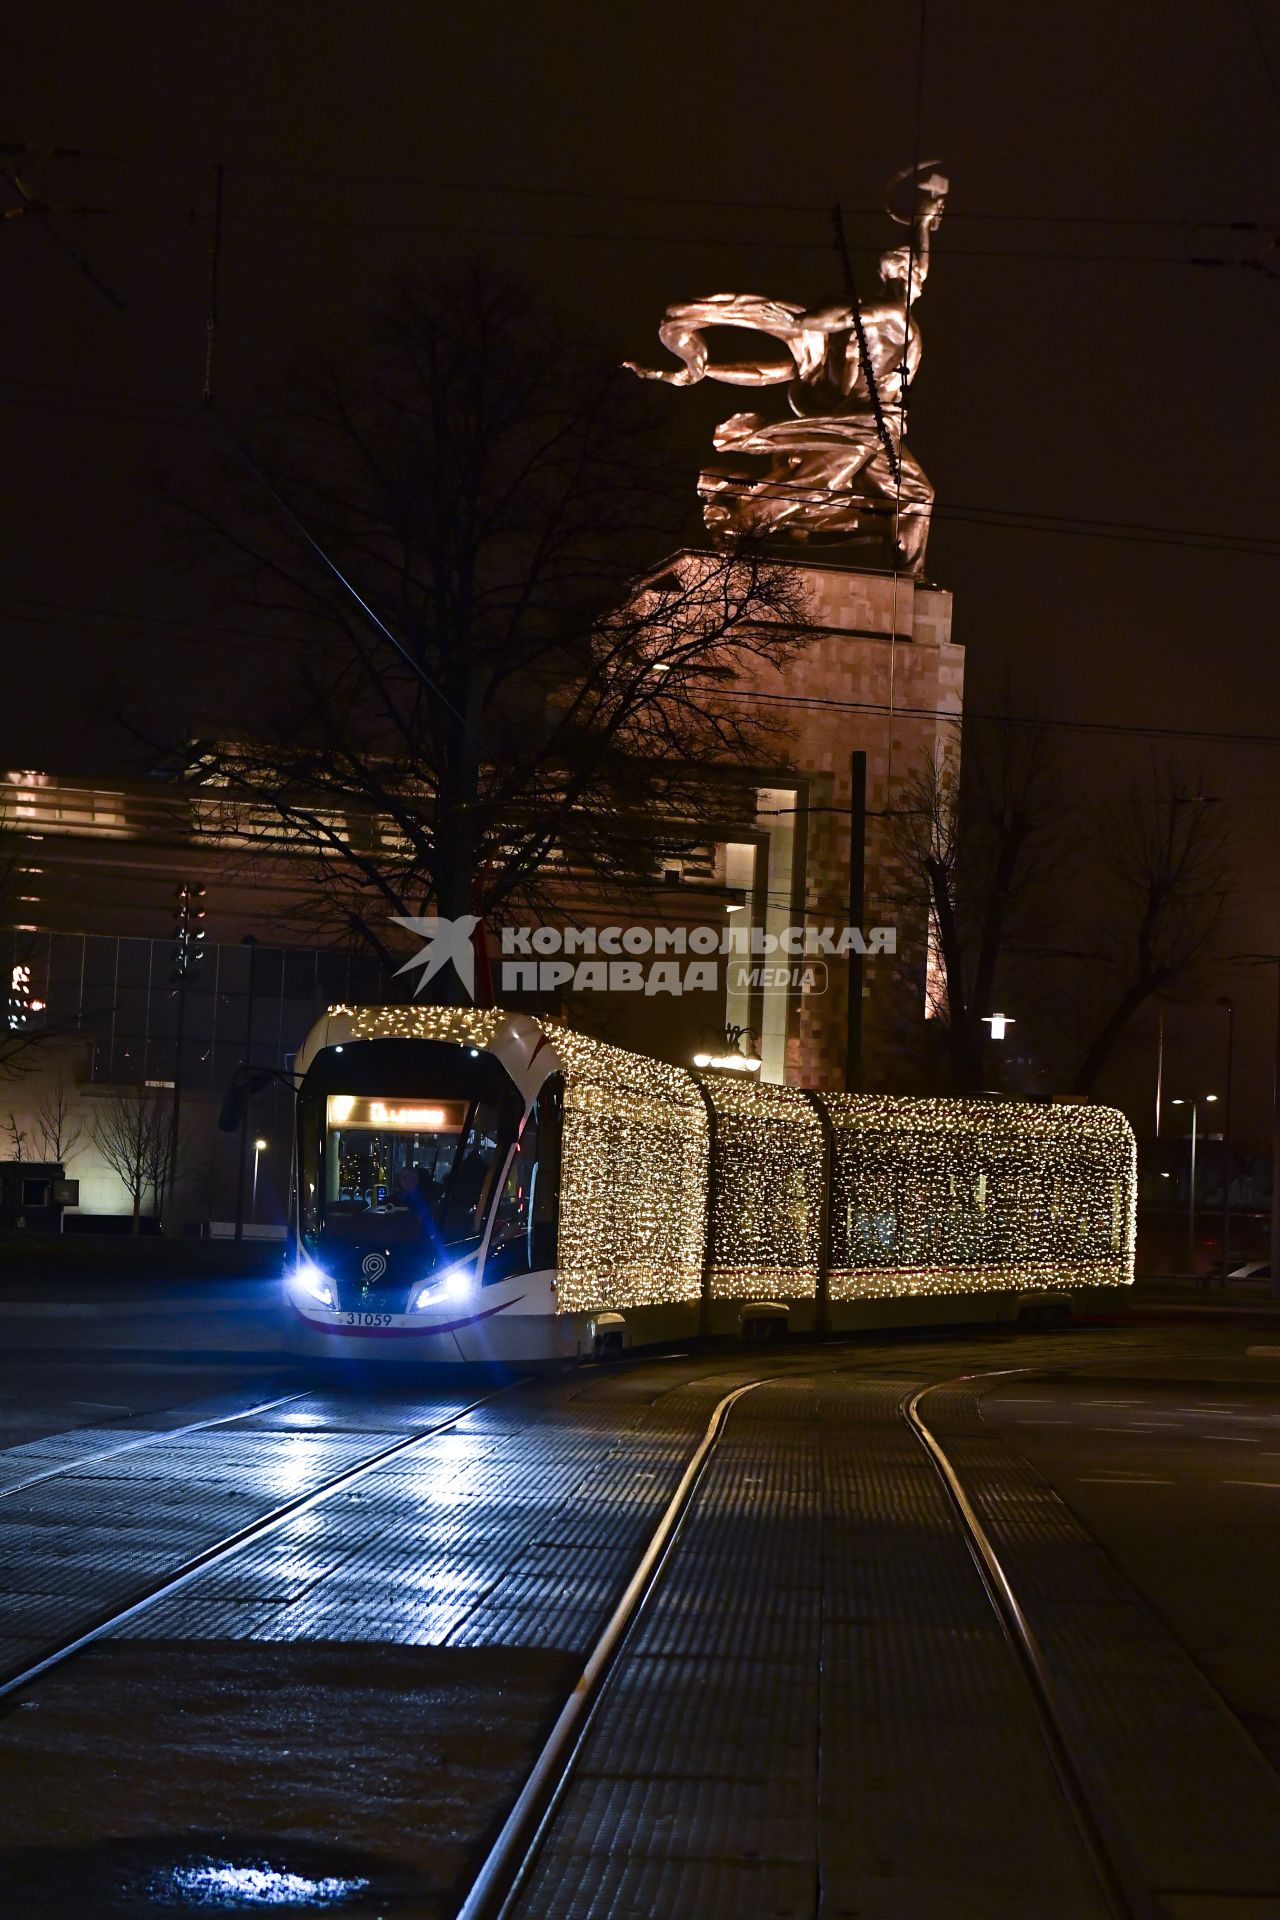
[316,1093,504,1246]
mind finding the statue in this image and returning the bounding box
[625,164,948,575]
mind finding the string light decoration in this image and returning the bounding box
[818,1093,1135,1299]
[314,1007,708,1313]
[700,1077,824,1299]
[329,1003,504,1050]
[550,1028,709,1312]
[307,1008,1135,1313]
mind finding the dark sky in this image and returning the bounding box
[5,1,1280,1135]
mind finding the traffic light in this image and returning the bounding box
[173,883,208,980]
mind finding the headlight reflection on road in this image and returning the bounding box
[264,1435,333,1497]
[158,1860,369,1906]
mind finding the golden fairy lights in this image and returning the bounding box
[550,1028,708,1313]
[821,1094,1135,1299]
[310,1008,1135,1309]
[701,1078,823,1300]
[330,1003,504,1049]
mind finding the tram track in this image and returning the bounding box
[905,1371,1152,1920]
[450,1356,1120,1920]
[0,1382,518,1703]
[7,1338,1280,1916]
[906,1362,1280,1918]
[451,1349,1280,1920]
[0,1386,311,1501]
[456,1375,767,1920]
[0,1351,766,1712]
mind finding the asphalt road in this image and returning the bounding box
[981,1348,1280,1775]
[0,1314,1278,1916]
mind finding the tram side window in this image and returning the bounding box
[483,1077,563,1283]
[440,1100,503,1241]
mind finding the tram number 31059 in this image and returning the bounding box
[342,1312,394,1327]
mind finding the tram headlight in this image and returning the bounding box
[411,1264,474,1311]
[292,1260,335,1308]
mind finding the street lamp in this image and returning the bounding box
[1170,1095,1218,1279]
[982,1012,1015,1041]
[693,1023,762,1073]
[252,1138,268,1220]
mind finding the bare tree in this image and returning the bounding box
[886,711,1062,1092]
[92,1089,172,1232]
[1070,762,1231,1095]
[162,271,806,982]
[4,1111,26,1162]
[33,1073,83,1168]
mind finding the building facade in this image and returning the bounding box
[2,554,961,1223]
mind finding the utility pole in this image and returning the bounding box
[845,750,867,1093]
[1219,995,1235,1286]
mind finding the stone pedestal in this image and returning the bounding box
[728,560,963,1091]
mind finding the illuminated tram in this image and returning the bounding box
[286,1005,1136,1363]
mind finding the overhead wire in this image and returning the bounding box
[0,150,125,311]
[12,196,1264,268]
[1,138,1269,230]
[7,595,1280,753]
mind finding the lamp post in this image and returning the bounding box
[1170,1094,1218,1280]
[981,1012,1015,1093]
[252,1138,267,1221]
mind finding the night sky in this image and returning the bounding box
[5,2,1279,1131]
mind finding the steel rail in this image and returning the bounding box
[0,1387,310,1500]
[905,1371,1157,1920]
[454,1376,766,1920]
[0,1382,516,1702]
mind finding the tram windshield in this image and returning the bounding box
[297,1050,522,1253]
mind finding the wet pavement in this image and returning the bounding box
[0,1324,1279,1916]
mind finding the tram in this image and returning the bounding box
[284,1004,1136,1363]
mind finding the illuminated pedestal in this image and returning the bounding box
[726,558,963,1091]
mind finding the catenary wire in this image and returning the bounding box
[3,138,1270,229]
[4,597,1280,753]
[19,197,1264,268]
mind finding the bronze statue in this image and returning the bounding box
[625,165,948,574]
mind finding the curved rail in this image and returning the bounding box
[455,1376,765,1920]
[904,1373,1156,1920]
[0,1382,516,1703]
